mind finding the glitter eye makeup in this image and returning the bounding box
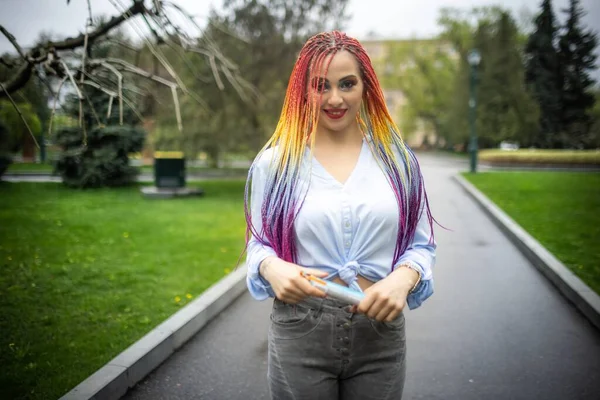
[310,76,358,93]
[339,77,358,90]
[311,77,330,93]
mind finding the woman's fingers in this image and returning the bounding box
[384,308,401,323]
[358,291,404,321]
[275,268,325,301]
[296,274,327,298]
[299,267,329,278]
[356,293,376,316]
[375,303,396,322]
[279,293,303,304]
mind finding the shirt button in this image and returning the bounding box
[345,240,351,248]
[344,220,350,228]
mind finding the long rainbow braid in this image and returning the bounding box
[244,31,434,269]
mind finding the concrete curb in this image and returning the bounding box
[59,265,248,400]
[453,174,600,331]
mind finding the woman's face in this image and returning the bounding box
[308,50,364,136]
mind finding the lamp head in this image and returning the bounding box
[468,49,481,67]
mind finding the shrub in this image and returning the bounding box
[54,125,146,188]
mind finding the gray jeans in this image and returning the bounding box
[268,297,407,400]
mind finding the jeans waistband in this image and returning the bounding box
[275,296,353,313]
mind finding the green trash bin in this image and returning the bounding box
[154,151,185,188]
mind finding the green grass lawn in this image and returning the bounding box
[6,163,54,173]
[463,172,600,295]
[0,181,248,400]
[139,165,248,175]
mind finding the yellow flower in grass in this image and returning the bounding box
[224,268,231,275]
[174,296,181,303]
[186,293,192,299]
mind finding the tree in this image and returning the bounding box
[380,39,458,147]
[381,7,522,149]
[0,47,51,161]
[53,82,146,188]
[0,0,252,133]
[524,0,563,148]
[53,125,145,188]
[0,101,42,177]
[476,12,540,147]
[51,30,150,188]
[558,0,598,148]
[0,100,42,158]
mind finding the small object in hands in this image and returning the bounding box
[302,272,365,305]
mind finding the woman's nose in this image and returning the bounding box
[327,89,343,107]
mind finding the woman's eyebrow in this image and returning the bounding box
[312,75,358,82]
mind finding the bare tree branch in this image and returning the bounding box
[51,0,145,51]
[0,63,34,96]
[94,61,124,124]
[59,61,83,109]
[81,80,145,123]
[0,56,18,68]
[0,26,27,59]
[0,0,258,134]
[81,87,103,127]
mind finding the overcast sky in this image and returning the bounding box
[1,0,598,52]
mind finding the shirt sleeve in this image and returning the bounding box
[246,157,277,300]
[395,198,436,310]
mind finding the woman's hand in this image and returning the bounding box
[351,267,419,322]
[260,257,328,304]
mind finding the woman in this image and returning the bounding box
[244,31,436,399]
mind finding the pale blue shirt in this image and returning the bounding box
[246,140,436,310]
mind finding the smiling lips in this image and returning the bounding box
[323,109,347,120]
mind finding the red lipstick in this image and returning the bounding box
[323,109,347,120]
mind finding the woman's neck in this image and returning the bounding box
[313,122,363,150]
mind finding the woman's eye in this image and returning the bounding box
[340,80,356,90]
[317,81,329,92]
[311,78,329,93]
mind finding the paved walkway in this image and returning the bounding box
[36,154,600,399]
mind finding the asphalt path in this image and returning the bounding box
[121,153,600,400]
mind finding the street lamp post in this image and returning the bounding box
[467,49,481,173]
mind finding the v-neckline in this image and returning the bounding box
[309,139,366,187]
